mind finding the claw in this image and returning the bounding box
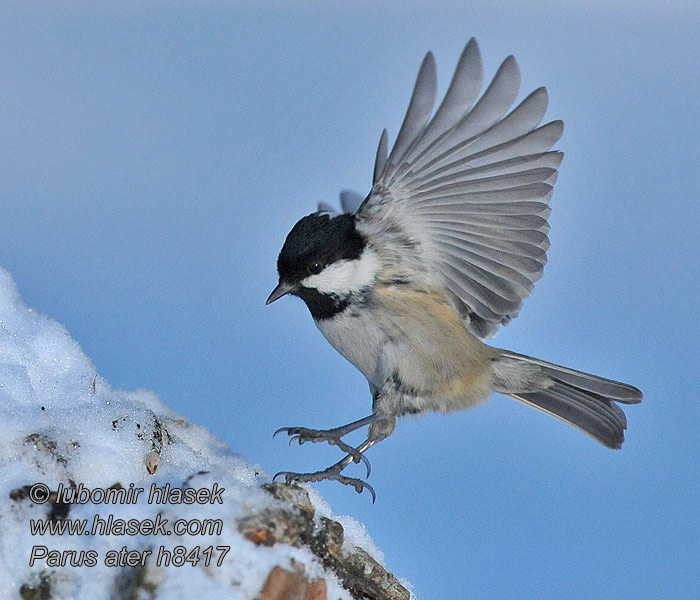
[273,470,376,503]
[325,438,371,478]
[273,426,292,438]
[273,425,371,478]
[272,471,296,485]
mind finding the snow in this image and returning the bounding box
[0,266,390,599]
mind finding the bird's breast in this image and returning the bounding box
[314,305,386,387]
[314,285,496,408]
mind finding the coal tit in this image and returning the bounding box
[267,39,642,500]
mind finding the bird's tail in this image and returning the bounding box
[492,350,643,449]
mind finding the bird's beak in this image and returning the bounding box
[266,280,295,305]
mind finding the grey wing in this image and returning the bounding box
[340,190,365,213]
[357,39,564,338]
[317,190,366,215]
[317,201,338,214]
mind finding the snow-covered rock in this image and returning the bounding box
[0,267,411,600]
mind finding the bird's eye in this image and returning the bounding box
[308,261,324,275]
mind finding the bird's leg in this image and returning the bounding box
[274,414,381,476]
[274,436,383,502]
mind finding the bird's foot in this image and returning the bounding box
[273,425,371,477]
[273,466,376,503]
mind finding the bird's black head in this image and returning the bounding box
[267,212,374,319]
[277,212,364,282]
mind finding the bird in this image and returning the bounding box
[266,38,642,501]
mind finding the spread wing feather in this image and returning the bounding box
[339,190,365,214]
[357,38,563,337]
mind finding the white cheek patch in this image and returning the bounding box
[301,249,380,295]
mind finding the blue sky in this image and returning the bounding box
[2,2,698,598]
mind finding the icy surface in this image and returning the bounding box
[0,266,389,599]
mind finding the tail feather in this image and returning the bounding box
[501,350,643,402]
[509,383,628,449]
[494,350,642,449]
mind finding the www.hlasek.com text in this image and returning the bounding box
[30,512,223,537]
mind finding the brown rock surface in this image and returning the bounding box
[239,483,410,600]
